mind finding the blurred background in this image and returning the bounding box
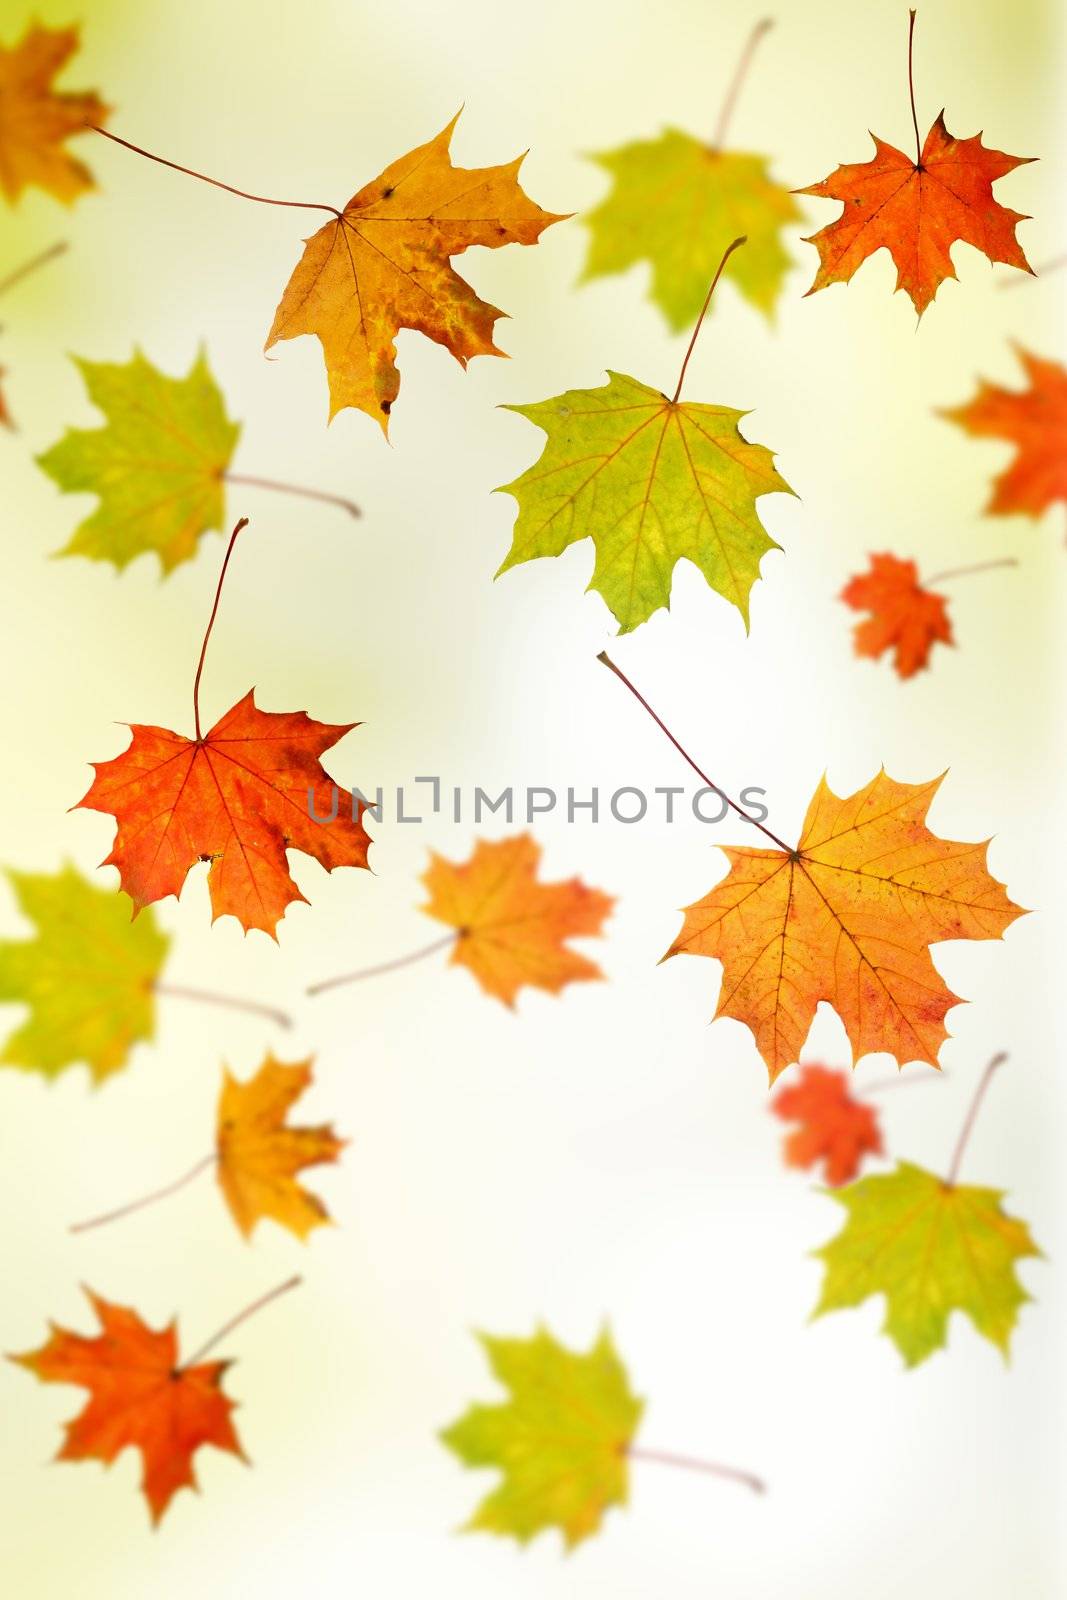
[0,0,1063,1593]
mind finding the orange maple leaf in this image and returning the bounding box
[797,17,1032,316]
[841,553,953,678]
[421,834,613,1006]
[771,1063,884,1186]
[76,520,370,936]
[0,23,109,205]
[217,1055,345,1239]
[665,771,1023,1084]
[940,348,1067,518]
[265,111,566,432]
[11,1290,244,1525]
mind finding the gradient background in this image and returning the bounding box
[1,0,1064,1593]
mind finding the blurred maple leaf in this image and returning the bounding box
[940,348,1067,519]
[0,864,168,1084]
[772,1063,883,1186]
[0,23,109,205]
[798,15,1032,315]
[217,1056,345,1240]
[840,553,953,678]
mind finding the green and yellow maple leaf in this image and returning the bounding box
[0,863,169,1083]
[441,1326,643,1548]
[581,132,800,330]
[813,1161,1041,1367]
[496,369,792,633]
[37,348,240,573]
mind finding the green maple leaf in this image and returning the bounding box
[0,864,169,1083]
[496,369,792,633]
[813,1161,1041,1367]
[581,131,800,330]
[440,1325,644,1549]
[37,348,241,573]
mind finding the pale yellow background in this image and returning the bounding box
[0,0,1063,1594]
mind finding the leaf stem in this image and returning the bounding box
[946,1051,1007,1186]
[223,472,360,519]
[628,1445,766,1495]
[69,1153,216,1234]
[711,18,774,151]
[307,932,458,997]
[0,241,68,300]
[596,650,792,852]
[907,10,922,168]
[91,127,342,219]
[194,516,247,742]
[857,1068,946,1098]
[924,557,1017,588]
[181,1275,302,1371]
[672,237,746,404]
[153,980,292,1030]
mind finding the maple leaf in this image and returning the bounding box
[0,863,168,1084]
[496,329,793,633]
[37,349,240,573]
[421,834,612,1006]
[665,770,1024,1083]
[11,1289,245,1524]
[216,1055,345,1239]
[77,520,371,936]
[813,1160,1041,1366]
[772,1063,883,1186]
[0,23,109,205]
[265,111,565,433]
[0,365,11,428]
[841,553,953,678]
[441,1326,643,1548]
[940,347,1067,518]
[797,16,1032,316]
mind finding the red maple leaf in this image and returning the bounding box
[772,1063,883,1186]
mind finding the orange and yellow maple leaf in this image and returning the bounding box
[666,771,1023,1083]
[421,834,613,1006]
[772,1063,883,1186]
[941,348,1067,519]
[841,553,953,678]
[266,112,566,432]
[0,23,109,205]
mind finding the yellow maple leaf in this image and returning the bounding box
[0,23,109,205]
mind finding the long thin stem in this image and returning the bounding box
[223,472,360,519]
[946,1052,1007,1186]
[672,236,747,404]
[596,651,792,852]
[711,19,774,150]
[194,516,247,741]
[69,1153,216,1234]
[907,10,922,167]
[0,241,68,300]
[92,127,341,219]
[858,1068,946,1098]
[924,557,1017,587]
[181,1275,302,1370]
[308,932,458,997]
[154,980,292,1030]
[628,1445,766,1496]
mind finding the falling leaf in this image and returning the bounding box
[441,1326,643,1548]
[666,771,1023,1083]
[216,1055,345,1239]
[421,834,612,1005]
[497,369,792,634]
[799,114,1032,316]
[11,1289,245,1524]
[0,22,109,205]
[37,349,241,573]
[940,348,1067,518]
[813,1161,1041,1365]
[772,1063,883,1186]
[0,863,168,1084]
[78,691,370,938]
[841,553,953,678]
[581,133,799,330]
[266,112,565,433]
[0,366,11,428]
